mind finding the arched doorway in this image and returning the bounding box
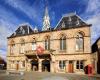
[42,59,50,72]
[31,60,38,71]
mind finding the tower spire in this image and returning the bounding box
[42,6,50,31]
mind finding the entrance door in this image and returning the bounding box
[16,63,19,70]
[31,60,38,71]
[42,60,50,72]
[68,61,73,73]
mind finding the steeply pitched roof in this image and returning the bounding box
[8,13,91,39]
[55,13,90,30]
[92,37,100,53]
[8,24,33,38]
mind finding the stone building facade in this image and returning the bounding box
[92,37,100,74]
[7,8,94,74]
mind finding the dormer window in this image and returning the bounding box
[22,29,25,34]
[76,19,80,26]
[20,26,25,34]
[33,26,38,33]
[68,16,71,22]
[20,26,23,31]
[62,22,65,28]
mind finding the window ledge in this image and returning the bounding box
[59,50,67,53]
[76,50,84,52]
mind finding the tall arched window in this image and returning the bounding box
[76,32,84,51]
[45,36,50,50]
[20,39,25,53]
[32,38,36,50]
[60,34,66,50]
[10,40,15,55]
[10,44,15,55]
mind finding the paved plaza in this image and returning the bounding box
[0,70,100,80]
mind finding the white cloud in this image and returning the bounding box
[0,49,6,61]
[86,0,100,13]
[6,0,44,24]
[0,5,21,60]
[87,15,100,43]
[83,0,100,44]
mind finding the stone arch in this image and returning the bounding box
[42,59,50,72]
[58,32,67,39]
[31,59,38,71]
[44,34,50,40]
[31,36,37,42]
[20,38,25,43]
[10,39,15,45]
[74,31,85,38]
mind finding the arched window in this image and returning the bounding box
[10,44,15,55]
[45,36,50,50]
[20,39,25,53]
[76,32,84,51]
[10,40,15,55]
[60,34,66,50]
[32,38,36,50]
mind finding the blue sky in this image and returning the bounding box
[0,0,100,60]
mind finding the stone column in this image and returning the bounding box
[65,61,69,73]
[38,59,42,72]
[73,60,76,73]
[55,60,59,73]
[50,55,55,73]
[50,61,55,73]
[27,59,31,71]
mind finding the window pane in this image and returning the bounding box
[48,39,50,50]
[32,42,36,50]
[60,37,66,50]
[60,39,62,50]
[59,61,65,69]
[20,43,25,53]
[76,61,79,69]
[76,65,79,69]
[80,61,83,65]
[45,40,47,50]
[77,61,79,64]
[63,39,66,50]
[76,36,83,51]
[80,65,83,69]
[45,39,50,50]
[59,61,62,69]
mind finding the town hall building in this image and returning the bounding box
[7,7,95,74]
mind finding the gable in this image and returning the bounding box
[55,13,89,30]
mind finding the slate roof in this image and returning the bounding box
[55,13,89,30]
[92,37,100,53]
[8,13,91,39]
[8,24,33,38]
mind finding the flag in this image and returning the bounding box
[36,46,44,55]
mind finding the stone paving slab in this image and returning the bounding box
[0,71,100,80]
